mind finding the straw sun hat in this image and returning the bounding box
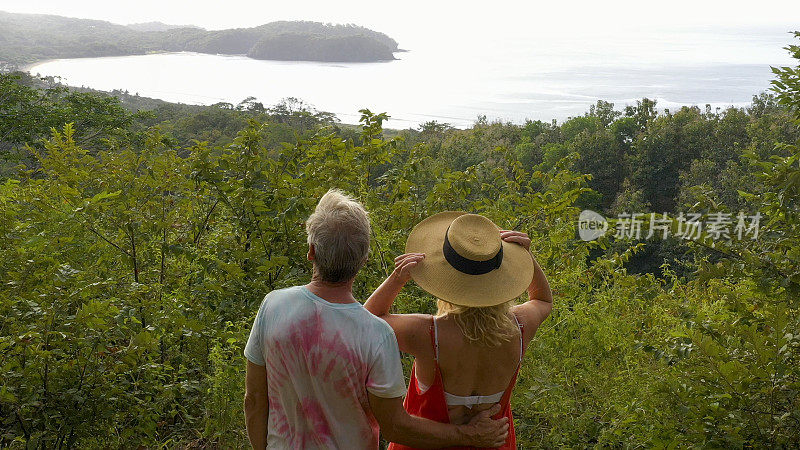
[405,212,534,307]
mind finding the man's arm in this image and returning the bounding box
[368,394,508,448]
[244,361,269,450]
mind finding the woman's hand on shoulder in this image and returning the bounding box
[391,253,425,285]
[500,230,531,250]
[366,253,424,319]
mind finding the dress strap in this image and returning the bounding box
[512,313,524,363]
[428,316,440,361]
[433,317,440,361]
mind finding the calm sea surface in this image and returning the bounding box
[28,27,797,128]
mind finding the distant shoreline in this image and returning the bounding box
[21,59,54,73]
[21,51,177,73]
[20,47,406,74]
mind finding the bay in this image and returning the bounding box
[28,26,796,128]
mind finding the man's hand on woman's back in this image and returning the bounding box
[458,403,510,447]
[369,394,509,448]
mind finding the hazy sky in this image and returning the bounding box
[2,0,799,47]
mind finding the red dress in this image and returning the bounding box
[388,317,523,450]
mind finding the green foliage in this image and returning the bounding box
[0,72,142,178]
[772,31,800,123]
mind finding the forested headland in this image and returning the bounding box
[0,33,799,448]
[0,11,400,66]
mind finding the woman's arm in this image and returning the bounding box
[364,253,423,316]
[365,253,432,356]
[502,230,554,344]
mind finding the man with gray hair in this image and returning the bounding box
[244,189,508,449]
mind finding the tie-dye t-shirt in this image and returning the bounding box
[244,285,407,449]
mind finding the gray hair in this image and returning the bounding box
[305,189,371,283]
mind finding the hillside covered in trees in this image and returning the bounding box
[0,11,400,66]
[0,33,798,448]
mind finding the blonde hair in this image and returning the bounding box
[305,189,370,283]
[436,300,519,347]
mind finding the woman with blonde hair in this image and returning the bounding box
[365,212,553,449]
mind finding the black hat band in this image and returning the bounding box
[442,226,503,275]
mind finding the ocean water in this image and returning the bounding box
[27,26,797,129]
